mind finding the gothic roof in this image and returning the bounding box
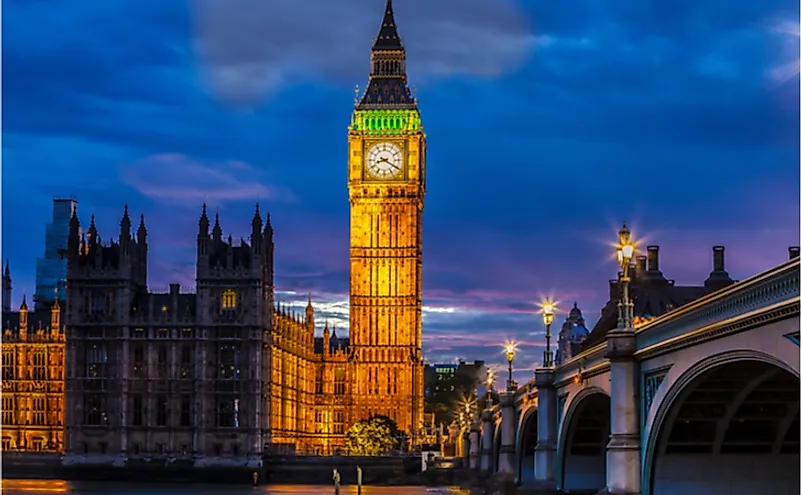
[356,0,416,110]
[2,310,63,335]
[313,336,350,354]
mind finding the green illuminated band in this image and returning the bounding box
[350,109,421,135]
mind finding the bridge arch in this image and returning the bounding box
[556,386,610,492]
[515,405,537,483]
[643,350,800,495]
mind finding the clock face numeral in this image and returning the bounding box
[366,142,403,179]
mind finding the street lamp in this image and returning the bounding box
[541,298,556,368]
[504,341,517,391]
[616,222,636,329]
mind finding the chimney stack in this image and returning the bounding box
[713,246,725,272]
[609,278,619,300]
[646,246,660,272]
[790,247,800,260]
[635,255,647,280]
[705,246,733,289]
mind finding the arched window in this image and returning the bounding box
[222,289,237,310]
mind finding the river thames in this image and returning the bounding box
[2,480,470,495]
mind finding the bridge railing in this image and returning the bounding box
[516,257,800,396]
[635,257,800,353]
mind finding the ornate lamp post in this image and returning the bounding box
[541,299,555,367]
[616,222,635,329]
[604,222,642,493]
[485,369,495,408]
[504,342,517,391]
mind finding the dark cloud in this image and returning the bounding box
[2,0,798,367]
[191,0,532,102]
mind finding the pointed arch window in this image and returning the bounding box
[222,289,237,310]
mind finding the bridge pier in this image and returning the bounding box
[497,391,517,478]
[606,328,641,494]
[532,368,558,490]
[469,421,481,469]
[480,409,494,472]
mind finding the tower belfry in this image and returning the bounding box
[357,0,415,109]
[347,0,426,438]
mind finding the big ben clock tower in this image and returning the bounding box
[348,0,425,438]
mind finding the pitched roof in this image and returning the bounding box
[581,279,728,350]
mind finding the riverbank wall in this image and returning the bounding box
[2,453,422,485]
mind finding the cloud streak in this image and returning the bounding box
[119,153,292,206]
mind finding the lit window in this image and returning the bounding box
[222,290,237,310]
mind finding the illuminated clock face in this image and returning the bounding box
[366,142,403,179]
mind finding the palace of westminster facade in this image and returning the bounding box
[1,0,426,464]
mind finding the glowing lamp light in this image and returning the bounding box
[485,369,495,388]
[504,342,517,363]
[617,222,635,267]
[541,299,556,327]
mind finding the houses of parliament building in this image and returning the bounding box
[1,0,426,466]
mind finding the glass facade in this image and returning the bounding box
[34,199,76,311]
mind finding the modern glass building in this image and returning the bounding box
[34,198,77,311]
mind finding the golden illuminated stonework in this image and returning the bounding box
[347,0,425,439]
[1,296,65,453]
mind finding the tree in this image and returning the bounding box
[345,415,402,456]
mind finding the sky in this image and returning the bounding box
[2,0,799,380]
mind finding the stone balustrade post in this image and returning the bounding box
[497,391,517,477]
[533,368,558,489]
[462,429,470,464]
[480,409,494,472]
[469,420,481,469]
[606,328,641,494]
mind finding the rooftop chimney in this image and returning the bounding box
[646,246,660,272]
[634,255,647,281]
[713,246,725,272]
[790,247,800,260]
[705,246,733,289]
[609,278,619,300]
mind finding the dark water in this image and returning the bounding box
[2,480,470,495]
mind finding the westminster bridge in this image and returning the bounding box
[462,254,799,495]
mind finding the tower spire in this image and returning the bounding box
[373,0,403,50]
[357,0,415,109]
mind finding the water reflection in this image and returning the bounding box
[2,480,469,495]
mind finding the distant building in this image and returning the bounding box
[34,198,77,311]
[425,364,457,394]
[2,260,11,312]
[555,303,590,366]
[1,292,66,453]
[424,360,486,396]
[59,204,355,465]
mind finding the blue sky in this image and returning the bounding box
[2,0,799,379]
